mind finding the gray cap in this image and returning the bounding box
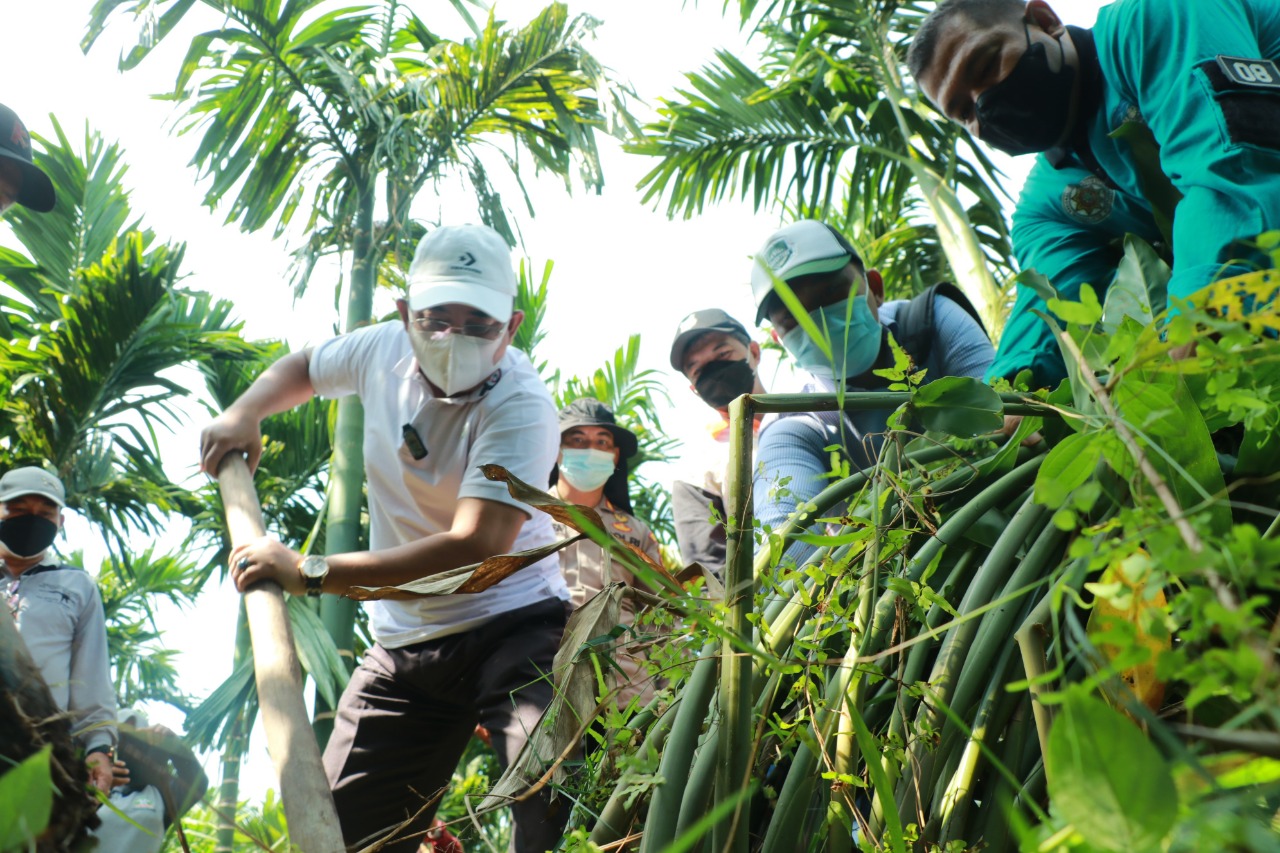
[0,467,66,507]
[669,308,752,372]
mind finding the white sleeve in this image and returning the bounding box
[309,322,397,400]
[458,392,559,513]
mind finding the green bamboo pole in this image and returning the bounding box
[935,642,1020,844]
[897,495,1049,821]
[864,456,1045,650]
[1015,595,1057,762]
[641,651,719,852]
[973,697,1036,852]
[587,693,679,846]
[315,185,376,746]
[673,716,720,841]
[714,394,756,853]
[747,392,1050,418]
[672,667,785,845]
[759,651,856,853]
[829,439,903,852]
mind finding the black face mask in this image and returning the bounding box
[0,514,58,559]
[975,25,1077,156]
[695,359,756,409]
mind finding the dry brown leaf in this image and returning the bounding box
[482,464,683,592]
[480,464,604,531]
[347,537,584,600]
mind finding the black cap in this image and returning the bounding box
[0,104,55,213]
[558,398,639,459]
[669,308,751,372]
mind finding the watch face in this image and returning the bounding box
[301,556,328,578]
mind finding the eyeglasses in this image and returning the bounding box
[411,317,506,340]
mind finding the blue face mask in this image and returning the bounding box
[558,448,617,492]
[781,295,883,380]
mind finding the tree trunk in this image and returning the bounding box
[215,599,252,852]
[315,185,376,747]
[0,611,99,851]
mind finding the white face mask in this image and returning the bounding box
[409,329,503,396]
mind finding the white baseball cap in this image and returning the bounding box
[0,467,66,507]
[749,220,861,324]
[406,225,517,322]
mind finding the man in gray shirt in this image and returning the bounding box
[1,466,116,794]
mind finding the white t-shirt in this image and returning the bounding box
[309,320,568,647]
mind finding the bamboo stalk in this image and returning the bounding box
[935,642,1020,844]
[760,653,854,853]
[588,694,678,845]
[1014,595,1056,763]
[715,394,756,853]
[641,651,719,852]
[674,716,721,841]
[747,391,1053,418]
[214,600,252,853]
[865,456,1045,649]
[216,454,344,853]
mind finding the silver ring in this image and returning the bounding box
[237,558,249,570]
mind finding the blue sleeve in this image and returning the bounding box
[754,415,833,565]
[1096,0,1280,303]
[929,294,994,380]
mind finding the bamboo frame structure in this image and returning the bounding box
[715,391,1051,849]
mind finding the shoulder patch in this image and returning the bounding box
[1060,175,1115,224]
[1216,56,1280,90]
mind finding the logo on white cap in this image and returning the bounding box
[406,225,517,321]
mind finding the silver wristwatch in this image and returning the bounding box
[298,555,329,598]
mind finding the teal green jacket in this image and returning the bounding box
[989,0,1280,387]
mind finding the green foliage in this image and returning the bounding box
[162,789,297,852]
[1045,691,1178,852]
[0,747,54,852]
[0,121,251,562]
[94,547,204,710]
[632,0,1013,328]
[85,0,634,297]
[558,238,1280,850]
[908,376,1004,438]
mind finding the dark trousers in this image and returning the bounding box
[322,598,569,853]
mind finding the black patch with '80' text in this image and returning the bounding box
[1198,57,1280,151]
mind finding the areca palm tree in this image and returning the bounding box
[0,121,257,844]
[631,0,1014,329]
[0,119,252,558]
[85,0,638,710]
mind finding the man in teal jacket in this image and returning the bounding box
[909,0,1280,387]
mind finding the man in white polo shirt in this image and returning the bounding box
[199,224,569,852]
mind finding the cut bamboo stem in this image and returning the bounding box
[716,394,756,853]
[216,454,345,853]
